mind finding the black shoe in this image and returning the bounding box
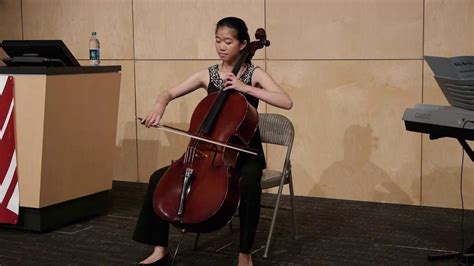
[138,253,170,266]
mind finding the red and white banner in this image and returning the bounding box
[0,75,19,224]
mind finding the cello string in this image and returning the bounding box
[184,147,189,164]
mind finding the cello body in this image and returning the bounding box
[153,90,258,233]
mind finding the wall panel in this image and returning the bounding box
[424,0,474,56]
[133,0,265,59]
[0,0,22,40]
[267,60,422,204]
[266,0,423,59]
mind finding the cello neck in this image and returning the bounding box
[231,48,249,76]
[200,47,250,134]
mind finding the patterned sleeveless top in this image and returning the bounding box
[207,64,265,165]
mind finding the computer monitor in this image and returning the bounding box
[0,40,80,67]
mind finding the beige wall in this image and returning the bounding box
[0,0,22,40]
[0,0,22,66]
[1,0,474,209]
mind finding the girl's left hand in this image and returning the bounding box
[223,73,248,93]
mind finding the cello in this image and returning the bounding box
[150,28,270,234]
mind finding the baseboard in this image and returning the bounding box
[2,190,111,232]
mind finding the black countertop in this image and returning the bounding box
[0,65,121,75]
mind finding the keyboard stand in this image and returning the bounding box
[430,133,474,161]
[428,244,474,265]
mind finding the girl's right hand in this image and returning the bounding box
[142,103,165,127]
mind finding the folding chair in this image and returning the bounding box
[258,113,298,258]
[193,113,298,258]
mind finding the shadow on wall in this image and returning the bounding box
[311,124,412,204]
[114,121,139,181]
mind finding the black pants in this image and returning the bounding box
[133,158,264,254]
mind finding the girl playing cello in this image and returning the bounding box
[134,17,293,266]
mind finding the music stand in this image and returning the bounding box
[424,55,474,265]
[425,56,474,80]
[424,56,474,161]
[0,40,80,67]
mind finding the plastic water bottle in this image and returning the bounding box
[89,32,100,66]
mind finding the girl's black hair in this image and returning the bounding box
[216,17,251,63]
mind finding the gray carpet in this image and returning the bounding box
[0,181,472,265]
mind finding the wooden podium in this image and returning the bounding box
[0,65,121,231]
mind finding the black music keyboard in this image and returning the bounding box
[403,103,474,161]
[403,104,474,140]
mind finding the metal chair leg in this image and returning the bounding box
[229,219,234,233]
[288,171,298,239]
[263,176,286,258]
[251,245,266,255]
[215,242,233,252]
[213,218,237,252]
[193,233,200,250]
